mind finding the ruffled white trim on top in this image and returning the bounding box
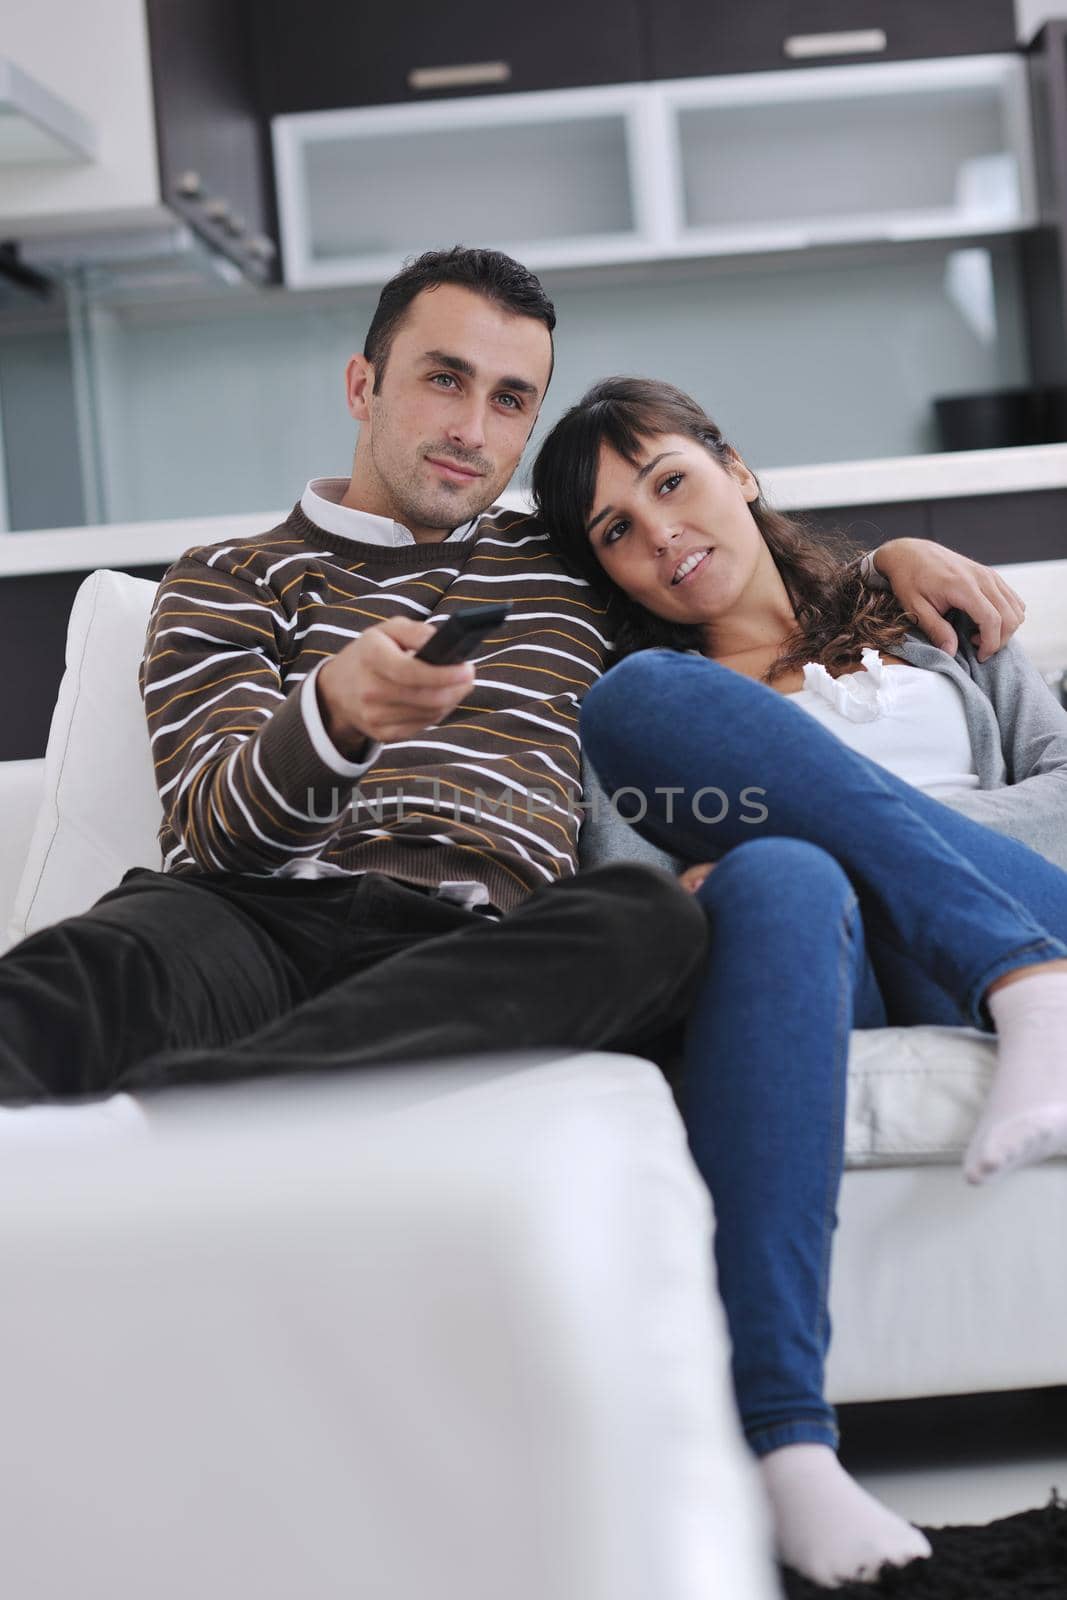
[800,647,897,724]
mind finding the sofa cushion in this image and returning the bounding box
[843,1024,994,1166]
[8,570,162,946]
[992,558,1067,678]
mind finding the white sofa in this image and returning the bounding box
[0,570,783,1600]
[1,562,1067,1597]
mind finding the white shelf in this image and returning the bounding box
[272,54,1036,289]
[0,57,97,164]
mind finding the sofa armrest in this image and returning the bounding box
[0,759,44,953]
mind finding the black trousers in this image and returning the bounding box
[0,863,707,1103]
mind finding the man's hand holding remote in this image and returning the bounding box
[316,617,475,753]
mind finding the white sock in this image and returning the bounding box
[964,971,1067,1186]
[758,1442,932,1588]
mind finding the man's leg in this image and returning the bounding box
[118,863,709,1093]
[0,868,354,1102]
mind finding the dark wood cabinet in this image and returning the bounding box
[807,490,1067,569]
[255,0,645,116]
[803,500,931,550]
[1022,23,1067,388]
[0,565,168,763]
[144,0,280,284]
[928,490,1067,566]
[647,0,1017,81]
[254,0,1017,116]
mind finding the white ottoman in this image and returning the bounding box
[0,1051,778,1600]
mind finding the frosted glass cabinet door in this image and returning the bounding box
[669,56,1035,253]
[273,88,654,288]
[648,0,1017,79]
[257,0,645,115]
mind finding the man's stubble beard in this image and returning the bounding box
[369,398,501,534]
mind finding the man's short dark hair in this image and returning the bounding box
[363,246,556,393]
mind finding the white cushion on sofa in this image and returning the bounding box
[844,1024,994,1164]
[992,558,1067,677]
[8,570,161,947]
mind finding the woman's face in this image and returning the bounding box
[585,432,765,626]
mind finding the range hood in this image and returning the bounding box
[0,57,97,164]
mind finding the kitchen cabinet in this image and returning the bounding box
[255,0,645,115]
[144,0,279,283]
[272,84,662,289]
[1022,22,1067,387]
[647,1,1018,81]
[0,0,278,285]
[0,0,165,238]
[927,488,1067,565]
[273,54,1034,288]
[806,490,1067,567]
[255,0,1017,112]
[664,54,1032,256]
[803,501,931,549]
[0,564,168,762]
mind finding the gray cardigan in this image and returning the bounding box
[579,624,1067,875]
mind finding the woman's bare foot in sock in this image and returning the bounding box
[966,965,1067,1185]
[758,1442,932,1588]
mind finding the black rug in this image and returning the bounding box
[780,1490,1067,1597]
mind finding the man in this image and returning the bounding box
[0,246,1025,1102]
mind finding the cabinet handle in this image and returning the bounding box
[407,61,512,92]
[783,29,887,60]
[246,234,277,262]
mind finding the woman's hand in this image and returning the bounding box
[869,539,1026,662]
[679,862,717,893]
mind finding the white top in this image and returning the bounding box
[787,648,980,797]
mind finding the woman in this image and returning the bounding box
[531,378,1067,1588]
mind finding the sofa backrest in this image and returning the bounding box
[985,558,1067,678]
[6,556,1067,949]
[9,571,161,947]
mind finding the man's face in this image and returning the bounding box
[347,284,553,538]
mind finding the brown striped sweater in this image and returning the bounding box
[139,502,613,914]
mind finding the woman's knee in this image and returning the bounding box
[697,839,853,913]
[581,651,677,742]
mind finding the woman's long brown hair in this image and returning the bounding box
[531,376,913,683]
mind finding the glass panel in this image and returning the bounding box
[679,82,1019,234]
[303,116,634,262]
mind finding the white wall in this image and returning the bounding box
[0,0,162,233]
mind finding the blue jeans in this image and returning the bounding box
[580,650,1067,1457]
